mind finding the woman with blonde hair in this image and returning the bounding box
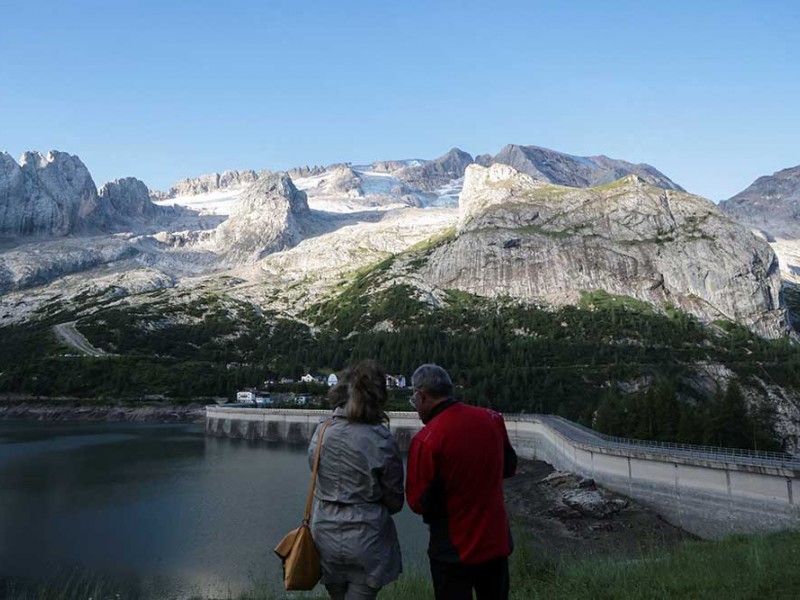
[308,360,404,600]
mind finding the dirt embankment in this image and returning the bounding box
[504,458,695,560]
[0,400,205,423]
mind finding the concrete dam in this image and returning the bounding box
[205,406,800,539]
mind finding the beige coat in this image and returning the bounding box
[308,408,404,588]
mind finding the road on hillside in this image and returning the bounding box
[53,322,110,357]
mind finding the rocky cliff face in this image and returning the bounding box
[420,164,786,338]
[98,178,160,221]
[369,159,423,174]
[214,172,310,263]
[309,165,364,198]
[153,169,260,200]
[395,148,474,191]
[0,151,185,238]
[719,165,800,240]
[287,165,327,179]
[96,177,187,229]
[0,237,140,295]
[490,144,684,191]
[0,151,98,236]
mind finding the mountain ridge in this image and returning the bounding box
[719,164,800,240]
[0,144,792,342]
[417,164,785,338]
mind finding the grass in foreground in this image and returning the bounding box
[273,528,799,599]
[4,529,799,599]
[503,528,800,599]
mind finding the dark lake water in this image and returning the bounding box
[0,420,428,598]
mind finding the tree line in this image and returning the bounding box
[1,285,798,452]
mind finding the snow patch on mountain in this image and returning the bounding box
[153,188,243,217]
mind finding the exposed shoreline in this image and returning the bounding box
[0,400,205,423]
[503,458,695,560]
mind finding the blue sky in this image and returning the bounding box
[1,0,798,200]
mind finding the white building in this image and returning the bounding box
[236,390,256,402]
[327,373,339,387]
[300,373,316,383]
[385,375,408,389]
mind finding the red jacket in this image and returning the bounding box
[406,400,517,564]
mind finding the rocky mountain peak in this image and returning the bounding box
[395,147,475,192]
[490,144,683,191]
[238,171,309,215]
[214,171,309,263]
[422,163,786,338]
[314,165,363,198]
[287,165,327,179]
[458,163,547,230]
[0,152,22,182]
[97,177,158,221]
[0,150,98,236]
[20,151,47,169]
[441,146,473,162]
[719,164,800,239]
[153,169,260,201]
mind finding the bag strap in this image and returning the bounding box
[303,418,333,525]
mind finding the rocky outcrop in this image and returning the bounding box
[395,148,474,191]
[95,177,188,230]
[0,238,139,294]
[420,164,787,338]
[719,165,800,239]
[215,172,310,263]
[474,153,493,167]
[0,151,190,238]
[99,177,156,218]
[541,471,629,518]
[153,169,260,200]
[0,151,98,236]
[219,169,258,190]
[310,165,364,197]
[490,144,684,191]
[287,165,327,179]
[370,159,422,174]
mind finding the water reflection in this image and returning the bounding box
[0,421,427,598]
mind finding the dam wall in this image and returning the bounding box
[205,407,422,450]
[205,407,800,539]
[505,417,800,539]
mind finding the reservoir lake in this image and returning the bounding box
[0,420,428,598]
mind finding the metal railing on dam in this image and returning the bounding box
[514,414,800,471]
[205,406,800,538]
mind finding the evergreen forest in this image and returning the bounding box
[2,273,799,453]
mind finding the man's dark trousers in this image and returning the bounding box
[430,557,509,600]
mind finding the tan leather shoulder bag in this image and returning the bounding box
[273,418,333,591]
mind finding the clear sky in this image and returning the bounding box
[1,0,798,200]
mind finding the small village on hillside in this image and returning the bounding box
[234,372,409,407]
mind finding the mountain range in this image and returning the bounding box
[0,144,791,337]
[1,143,799,452]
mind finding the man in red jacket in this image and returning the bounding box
[406,364,517,600]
